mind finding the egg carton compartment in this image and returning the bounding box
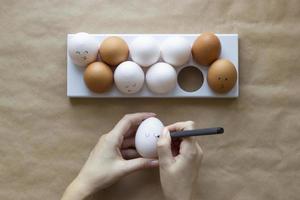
[67,34,239,98]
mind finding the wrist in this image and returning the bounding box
[62,177,93,200]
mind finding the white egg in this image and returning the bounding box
[114,61,145,94]
[161,36,191,67]
[68,32,99,67]
[146,62,177,94]
[130,36,160,67]
[135,117,164,158]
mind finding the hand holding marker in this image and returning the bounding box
[135,117,223,159]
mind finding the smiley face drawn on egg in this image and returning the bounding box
[75,50,89,61]
[114,61,145,94]
[68,32,99,67]
[207,59,237,93]
[124,82,138,93]
[217,76,229,89]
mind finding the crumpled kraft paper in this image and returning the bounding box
[0,0,299,199]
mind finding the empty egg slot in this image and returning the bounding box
[177,66,204,92]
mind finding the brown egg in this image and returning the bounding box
[84,62,113,93]
[207,59,237,93]
[192,32,221,66]
[99,36,129,66]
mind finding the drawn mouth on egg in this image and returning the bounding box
[83,56,87,60]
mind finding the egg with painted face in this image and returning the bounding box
[114,61,145,94]
[68,32,99,67]
[135,117,164,158]
[207,59,237,93]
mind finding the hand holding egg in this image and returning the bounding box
[62,113,203,200]
[61,113,158,198]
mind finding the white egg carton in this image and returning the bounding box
[67,34,239,98]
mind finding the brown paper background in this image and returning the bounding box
[1,0,300,199]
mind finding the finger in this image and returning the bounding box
[112,113,156,139]
[166,121,195,133]
[157,128,174,166]
[124,158,159,173]
[121,137,135,149]
[196,143,204,162]
[94,134,117,155]
[121,149,140,160]
[124,124,139,138]
[178,137,198,160]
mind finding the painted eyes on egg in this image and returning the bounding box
[145,132,160,138]
[75,50,88,54]
[218,77,229,81]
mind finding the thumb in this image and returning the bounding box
[157,128,174,166]
[124,158,159,173]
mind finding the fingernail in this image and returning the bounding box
[162,128,168,137]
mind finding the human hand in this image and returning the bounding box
[157,121,203,200]
[62,113,159,200]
